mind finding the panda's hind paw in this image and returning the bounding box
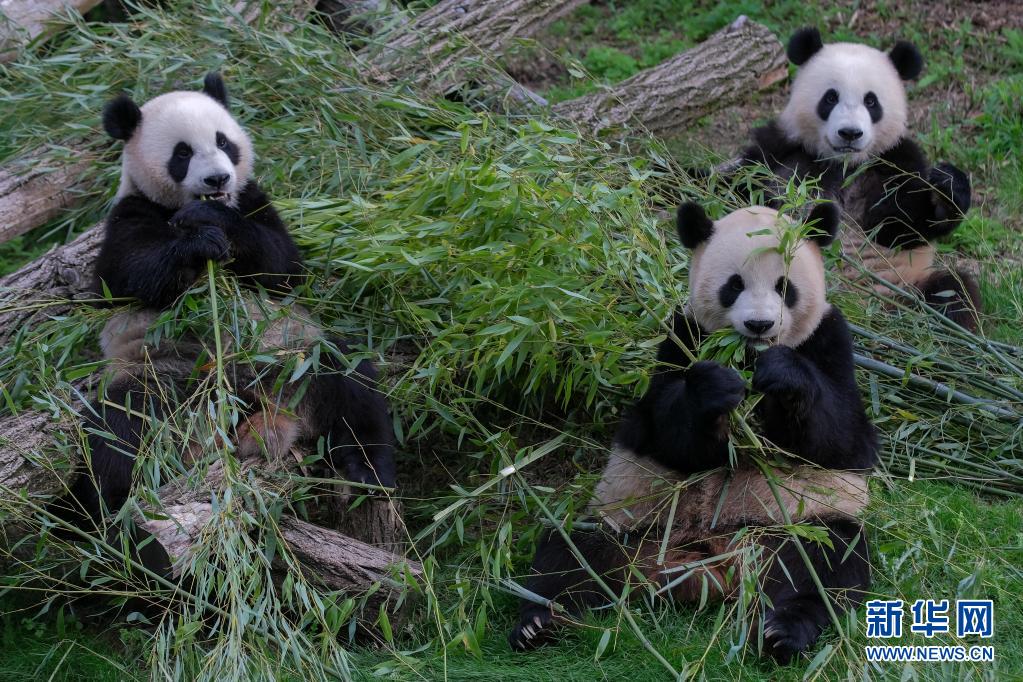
[763,611,816,665]
[509,609,558,651]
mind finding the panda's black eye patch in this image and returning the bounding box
[718,274,745,308]
[167,142,193,182]
[216,131,241,165]
[863,91,884,124]
[775,276,799,309]
[817,88,839,121]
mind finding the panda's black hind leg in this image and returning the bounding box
[53,379,153,528]
[759,520,870,664]
[306,338,396,490]
[918,267,982,333]
[510,527,634,651]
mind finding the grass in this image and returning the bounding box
[0,1,1021,680]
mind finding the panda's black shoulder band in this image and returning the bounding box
[805,203,839,247]
[102,95,142,141]
[888,41,923,80]
[787,27,823,66]
[203,72,229,109]
[676,202,714,248]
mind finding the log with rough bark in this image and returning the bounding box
[0,0,102,63]
[553,16,787,136]
[365,0,586,96]
[0,409,77,503]
[0,221,102,342]
[139,447,413,600]
[141,502,418,598]
[0,150,94,245]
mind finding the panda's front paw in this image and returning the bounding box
[171,199,239,231]
[183,224,230,263]
[928,162,971,218]
[752,346,816,402]
[509,607,559,651]
[686,361,746,417]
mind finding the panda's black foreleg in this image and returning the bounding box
[618,360,745,474]
[752,310,878,471]
[510,528,634,651]
[759,519,870,664]
[304,339,396,490]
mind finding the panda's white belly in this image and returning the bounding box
[589,448,868,537]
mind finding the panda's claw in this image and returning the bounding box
[509,609,557,651]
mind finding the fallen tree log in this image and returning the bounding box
[0,221,102,341]
[0,150,94,246]
[553,16,787,135]
[0,0,102,63]
[141,502,417,599]
[0,409,77,503]
[364,0,585,99]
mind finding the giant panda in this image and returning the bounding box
[510,202,878,664]
[62,73,396,524]
[720,27,980,331]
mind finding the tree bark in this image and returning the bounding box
[140,502,419,597]
[553,16,787,136]
[365,0,587,95]
[0,150,94,245]
[139,448,414,600]
[0,0,103,63]
[0,409,76,502]
[0,220,102,342]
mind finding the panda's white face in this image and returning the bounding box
[688,207,827,348]
[779,43,908,164]
[118,91,253,209]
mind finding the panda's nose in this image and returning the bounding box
[744,319,775,335]
[203,173,230,189]
[838,127,863,141]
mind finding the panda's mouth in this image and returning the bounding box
[195,192,230,203]
[829,144,860,154]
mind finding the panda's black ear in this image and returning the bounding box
[202,72,229,109]
[787,27,823,66]
[889,41,923,80]
[676,202,714,248]
[804,203,839,247]
[102,95,142,141]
